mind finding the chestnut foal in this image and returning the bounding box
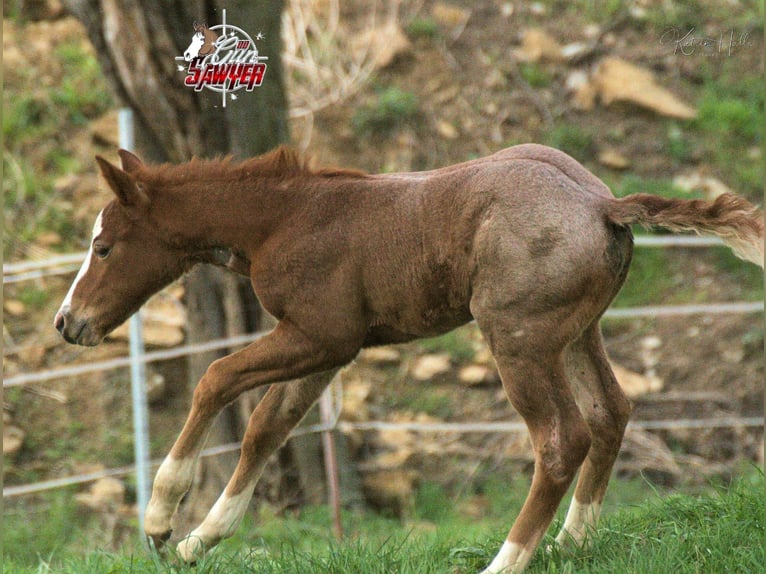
[54,144,763,571]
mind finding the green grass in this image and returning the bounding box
[519,63,552,89]
[406,18,439,39]
[544,124,595,162]
[3,36,112,259]
[418,328,476,363]
[4,471,763,573]
[353,87,420,137]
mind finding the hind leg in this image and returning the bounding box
[474,313,592,573]
[554,323,631,548]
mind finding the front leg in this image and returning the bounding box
[176,369,338,560]
[144,322,354,549]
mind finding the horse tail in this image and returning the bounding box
[605,192,764,267]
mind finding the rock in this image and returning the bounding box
[3,300,26,316]
[359,346,401,364]
[75,477,126,512]
[3,425,25,457]
[362,469,419,518]
[341,379,372,422]
[565,69,589,92]
[458,364,493,386]
[719,345,744,364]
[597,149,630,170]
[350,21,411,71]
[36,231,62,247]
[146,372,167,404]
[436,120,459,139]
[561,42,589,61]
[612,363,663,397]
[640,335,662,351]
[592,57,696,119]
[410,353,451,381]
[673,171,734,200]
[431,2,471,38]
[473,347,494,366]
[573,81,597,110]
[515,28,564,63]
[367,448,415,469]
[375,412,443,452]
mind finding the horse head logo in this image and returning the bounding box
[184,21,219,61]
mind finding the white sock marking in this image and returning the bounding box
[144,455,196,537]
[480,540,534,574]
[177,480,257,562]
[555,499,602,547]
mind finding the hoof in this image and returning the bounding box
[147,529,172,552]
[176,535,206,563]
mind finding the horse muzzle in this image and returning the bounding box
[54,307,101,347]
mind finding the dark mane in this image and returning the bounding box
[140,146,367,183]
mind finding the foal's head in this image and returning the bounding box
[54,151,185,346]
[184,22,218,61]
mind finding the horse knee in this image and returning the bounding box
[536,417,591,489]
[592,388,632,453]
[192,358,237,411]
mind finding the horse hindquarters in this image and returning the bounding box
[469,210,632,572]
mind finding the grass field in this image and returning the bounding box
[4,470,763,573]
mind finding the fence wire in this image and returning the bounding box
[3,237,763,500]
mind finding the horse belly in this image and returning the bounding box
[365,262,473,342]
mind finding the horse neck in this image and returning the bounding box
[149,173,309,256]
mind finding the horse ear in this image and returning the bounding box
[118,149,143,173]
[95,155,149,208]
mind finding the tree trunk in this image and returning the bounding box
[63,0,334,534]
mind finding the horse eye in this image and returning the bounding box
[94,244,111,259]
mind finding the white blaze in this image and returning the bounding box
[60,210,104,310]
[184,32,205,61]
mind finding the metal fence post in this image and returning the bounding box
[119,107,151,541]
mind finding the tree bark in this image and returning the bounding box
[63,0,331,533]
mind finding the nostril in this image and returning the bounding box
[54,311,66,334]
